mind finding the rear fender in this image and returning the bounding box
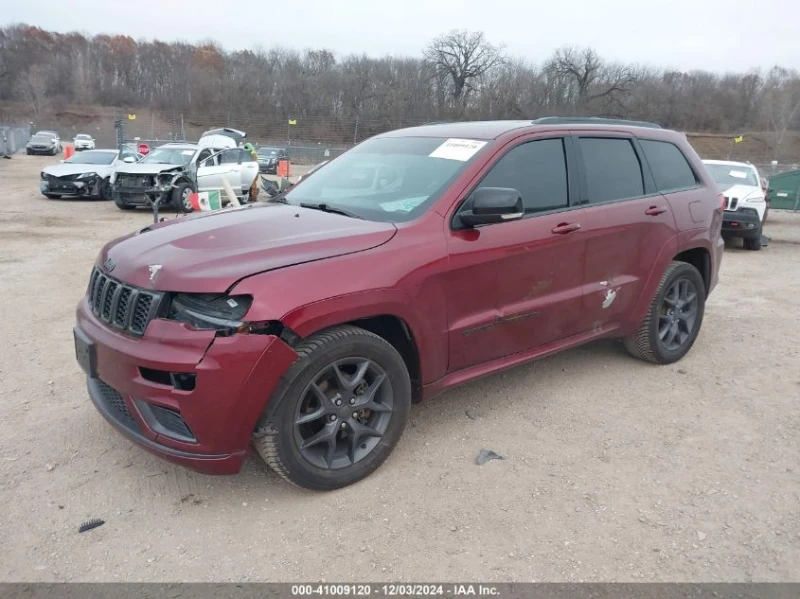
[622,234,679,336]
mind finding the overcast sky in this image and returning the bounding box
[4,0,799,72]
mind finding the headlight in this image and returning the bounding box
[168,293,253,336]
[76,172,97,179]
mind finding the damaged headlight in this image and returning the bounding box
[168,293,253,336]
[76,172,98,180]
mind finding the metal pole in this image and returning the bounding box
[353,114,359,146]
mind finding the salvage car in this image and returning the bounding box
[702,159,767,250]
[26,133,59,155]
[74,118,724,490]
[256,146,288,174]
[40,147,142,200]
[111,128,259,212]
[73,134,96,151]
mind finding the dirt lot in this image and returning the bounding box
[1,154,799,582]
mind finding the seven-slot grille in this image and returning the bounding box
[88,267,162,336]
[723,196,739,211]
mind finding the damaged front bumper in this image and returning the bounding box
[75,297,299,474]
[41,175,103,198]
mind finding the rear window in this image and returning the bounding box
[640,140,698,192]
[579,138,644,204]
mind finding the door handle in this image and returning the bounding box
[551,222,581,235]
[645,206,668,216]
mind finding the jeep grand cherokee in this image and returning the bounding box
[74,117,724,490]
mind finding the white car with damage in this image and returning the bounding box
[40,148,142,200]
[702,159,768,251]
[110,128,259,212]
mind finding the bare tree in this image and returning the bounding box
[546,46,636,111]
[14,64,50,119]
[760,67,800,159]
[423,30,504,110]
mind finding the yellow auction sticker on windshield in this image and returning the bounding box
[429,139,487,161]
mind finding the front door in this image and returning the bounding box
[444,136,588,372]
[197,148,241,194]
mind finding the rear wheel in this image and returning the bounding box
[744,235,762,251]
[254,325,411,490]
[623,261,706,364]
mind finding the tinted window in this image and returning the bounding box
[477,138,569,213]
[579,138,644,203]
[241,149,256,163]
[196,149,213,165]
[640,140,698,192]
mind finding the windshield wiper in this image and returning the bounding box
[300,202,364,220]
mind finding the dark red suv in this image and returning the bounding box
[74,118,724,490]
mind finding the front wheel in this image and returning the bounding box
[171,181,194,213]
[254,325,411,490]
[623,261,706,364]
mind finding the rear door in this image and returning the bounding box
[445,135,588,372]
[574,134,677,331]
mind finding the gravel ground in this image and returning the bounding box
[1,154,799,582]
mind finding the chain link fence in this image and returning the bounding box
[0,124,31,156]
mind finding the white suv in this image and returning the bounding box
[702,160,767,251]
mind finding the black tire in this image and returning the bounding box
[623,261,706,365]
[43,193,61,199]
[744,235,762,251]
[26,150,31,155]
[171,181,194,213]
[114,200,136,211]
[254,325,411,491]
[763,204,769,223]
[98,178,111,201]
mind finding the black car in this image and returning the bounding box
[256,146,287,174]
[26,134,59,156]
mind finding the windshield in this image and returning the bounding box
[30,135,52,143]
[76,134,91,140]
[282,136,487,222]
[140,147,196,165]
[65,151,116,165]
[704,163,758,187]
[258,148,280,157]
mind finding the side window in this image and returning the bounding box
[219,149,241,165]
[119,149,134,161]
[241,149,256,163]
[639,139,699,192]
[579,137,644,204]
[477,138,569,213]
[196,149,213,166]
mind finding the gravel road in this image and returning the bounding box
[1,154,799,582]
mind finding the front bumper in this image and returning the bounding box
[75,297,298,474]
[722,208,761,238]
[40,177,100,198]
[28,147,55,154]
[258,163,277,174]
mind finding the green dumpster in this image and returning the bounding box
[767,170,800,211]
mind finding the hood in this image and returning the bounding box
[44,163,110,177]
[720,183,761,200]
[101,204,397,292]
[116,163,185,175]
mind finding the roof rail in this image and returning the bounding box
[531,116,662,129]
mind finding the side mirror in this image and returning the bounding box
[123,156,135,163]
[458,187,524,228]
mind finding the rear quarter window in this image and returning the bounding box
[639,139,699,192]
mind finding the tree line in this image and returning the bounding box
[1,24,799,152]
